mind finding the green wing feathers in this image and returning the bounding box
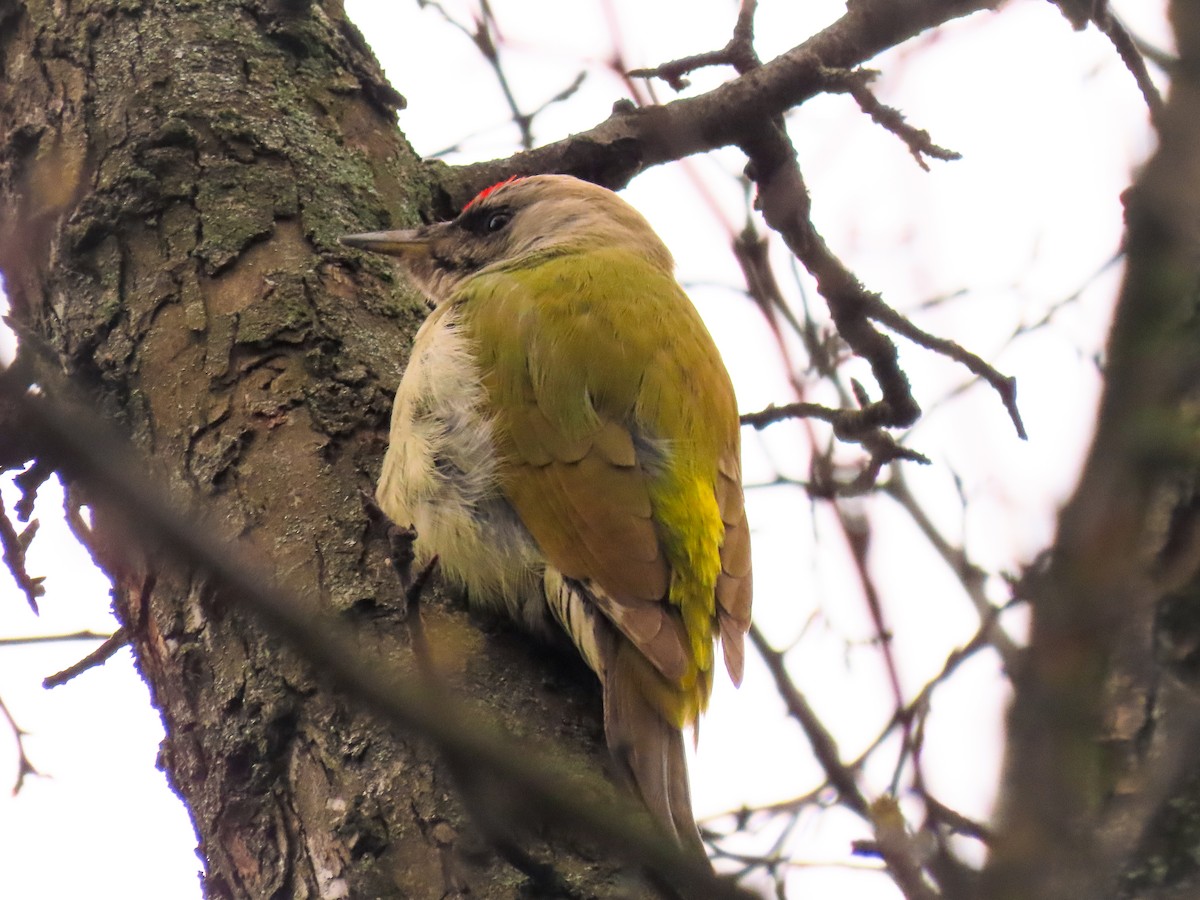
[461,248,750,725]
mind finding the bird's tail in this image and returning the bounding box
[604,636,705,859]
[542,569,705,858]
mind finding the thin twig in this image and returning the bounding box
[0,693,37,794]
[628,0,761,89]
[0,630,114,646]
[850,607,1012,776]
[43,627,130,688]
[420,0,584,153]
[836,505,909,734]
[1096,11,1165,123]
[740,401,842,429]
[924,794,994,844]
[866,297,1025,439]
[823,67,961,171]
[882,471,1022,669]
[0,491,43,612]
[866,796,941,900]
[748,625,869,817]
[446,0,999,205]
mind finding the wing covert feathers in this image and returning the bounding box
[463,248,752,707]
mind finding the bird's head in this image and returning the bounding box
[341,174,674,304]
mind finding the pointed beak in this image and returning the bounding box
[340,230,431,259]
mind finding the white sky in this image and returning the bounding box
[0,2,1169,897]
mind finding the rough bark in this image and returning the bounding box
[0,2,638,897]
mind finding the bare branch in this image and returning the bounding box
[740,401,843,429]
[748,625,869,818]
[882,471,1022,669]
[751,153,928,439]
[924,794,994,844]
[0,693,37,794]
[869,297,1026,439]
[1096,12,1165,123]
[43,627,130,688]
[441,0,999,204]
[823,67,962,171]
[419,0,585,153]
[867,796,941,900]
[0,630,114,646]
[629,0,762,89]
[1050,1,1165,121]
[0,492,43,613]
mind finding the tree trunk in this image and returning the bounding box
[0,2,635,896]
[982,3,1200,899]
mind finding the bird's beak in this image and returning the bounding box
[340,230,431,259]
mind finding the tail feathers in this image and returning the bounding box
[604,638,706,860]
[543,569,707,859]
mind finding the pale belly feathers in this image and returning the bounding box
[375,304,551,634]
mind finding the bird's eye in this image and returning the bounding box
[485,212,511,233]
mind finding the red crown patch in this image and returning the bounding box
[463,175,522,211]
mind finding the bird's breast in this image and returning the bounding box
[376,305,548,631]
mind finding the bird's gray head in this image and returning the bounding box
[341,174,674,304]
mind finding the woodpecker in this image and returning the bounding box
[344,174,752,854]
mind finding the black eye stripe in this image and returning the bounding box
[457,204,513,236]
[432,251,481,273]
